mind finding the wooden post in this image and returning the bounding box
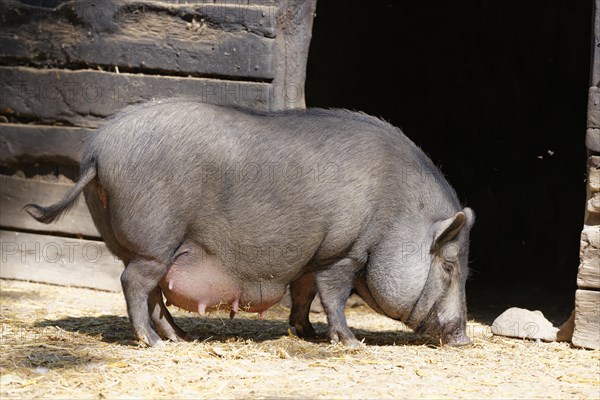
[271,0,318,110]
[573,0,600,349]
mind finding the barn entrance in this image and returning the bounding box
[304,0,593,327]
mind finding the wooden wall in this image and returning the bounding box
[0,0,317,291]
[573,0,600,350]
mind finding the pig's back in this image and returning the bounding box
[83,100,444,266]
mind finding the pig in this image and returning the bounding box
[25,99,475,347]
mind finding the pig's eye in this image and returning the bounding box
[442,261,454,274]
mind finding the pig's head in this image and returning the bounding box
[361,207,475,346]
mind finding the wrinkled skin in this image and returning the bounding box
[25,100,474,347]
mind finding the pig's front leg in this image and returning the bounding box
[314,258,363,348]
[120,257,167,346]
[289,272,317,338]
[148,287,187,342]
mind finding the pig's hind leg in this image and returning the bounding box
[121,257,169,346]
[289,272,317,338]
[148,287,187,342]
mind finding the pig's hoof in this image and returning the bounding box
[341,337,364,349]
[294,323,316,338]
[140,337,167,348]
[163,334,186,343]
[162,327,188,342]
[136,329,163,347]
[328,330,364,349]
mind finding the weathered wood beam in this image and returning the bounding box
[0,230,122,292]
[0,67,273,127]
[270,0,317,110]
[0,0,277,37]
[0,174,99,238]
[0,1,276,80]
[0,124,92,166]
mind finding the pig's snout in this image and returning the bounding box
[442,325,472,346]
[413,312,472,346]
[444,331,472,346]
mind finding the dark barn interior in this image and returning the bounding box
[305,0,593,323]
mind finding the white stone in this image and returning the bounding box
[491,307,559,342]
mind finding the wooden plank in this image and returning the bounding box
[129,1,277,37]
[0,3,276,80]
[0,124,92,166]
[572,289,600,349]
[0,230,123,292]
[0,0,277,37]
[0,67,272,128]
[163,1,278,3]
[0,175,99,238]
[578,226,600,289]
[160,1,279,4]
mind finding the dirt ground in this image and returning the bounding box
[1,279,598,399]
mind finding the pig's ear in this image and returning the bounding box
[431,211,466,253]
[463,207,475,230]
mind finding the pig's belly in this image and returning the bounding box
[159,245,285,316]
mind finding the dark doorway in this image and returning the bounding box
[305,0,592,324]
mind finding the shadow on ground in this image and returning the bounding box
[35,315,434,347]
